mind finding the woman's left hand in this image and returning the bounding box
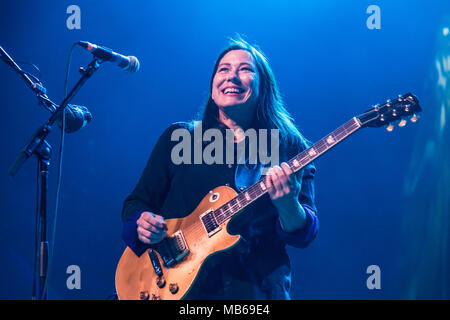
[265,162,303,210]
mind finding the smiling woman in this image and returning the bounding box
[119,35,318,300]
[211,49,260,140]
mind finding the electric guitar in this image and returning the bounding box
[115,93,422,300]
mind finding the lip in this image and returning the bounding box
[221,86,245,94]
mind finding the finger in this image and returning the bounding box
[137,226,152,239]
[274,165,289,184]
[141,212,167,230]
[138,232,165,245]
[152,214,168,230]
[141,223,162,235]
[271,166,286,194]
[137,217,152,230]
[138,217,164,233]
[140,211,156,223]
[274,165,292,195]
[281,162,296,187]
[265,168,276,197]
[138,234,151,244]
[149,219,167,231]
[138,223,166,238]
[280,162,293,176]
[281,162,293,180]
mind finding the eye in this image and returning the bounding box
[218,67,229,72]
[240,67,253,72]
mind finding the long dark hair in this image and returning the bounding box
[200,35,310,149]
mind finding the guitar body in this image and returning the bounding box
[115,185,241,300]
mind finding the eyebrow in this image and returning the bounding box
[218,62,254,68]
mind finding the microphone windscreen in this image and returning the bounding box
[126,56,140,73]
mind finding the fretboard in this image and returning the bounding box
[213,117,362,225]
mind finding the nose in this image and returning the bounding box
[226,69,241,84]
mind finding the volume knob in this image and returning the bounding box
[156,276,166,288]
[139,291,149,300]
[169,283,179,294]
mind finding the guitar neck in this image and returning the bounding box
[213,117,363,224]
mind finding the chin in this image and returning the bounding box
[219,99,248,108]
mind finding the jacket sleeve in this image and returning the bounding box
[275,141,319,248]
[121,124,177,256]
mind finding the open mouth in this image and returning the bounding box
[222,87,245,95]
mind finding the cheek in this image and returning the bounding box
[211,75,224,98]
[248,75,259,98]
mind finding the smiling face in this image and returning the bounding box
[211,49,260,111]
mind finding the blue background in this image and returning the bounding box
[1,0,449,299]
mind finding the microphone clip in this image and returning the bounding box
[79,58,102,76]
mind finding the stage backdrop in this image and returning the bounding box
[0,0,449,299]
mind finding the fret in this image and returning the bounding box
[314,140,328,153]
[213,208,224,224]
[231,198,241,210]
[334,126,346,137]
[215,207,229,224]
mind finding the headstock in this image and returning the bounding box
[357,93,422,131]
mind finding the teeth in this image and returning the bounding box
[223,88,243,94]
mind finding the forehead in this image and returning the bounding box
[218,49,255,65]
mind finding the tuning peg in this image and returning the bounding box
[386,123,395,132]
[398,119,407,127]
[392,109,397,117]
[410,114,419,123]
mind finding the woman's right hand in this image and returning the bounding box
[136,211,168,244]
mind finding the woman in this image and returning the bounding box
[121,36,318,299]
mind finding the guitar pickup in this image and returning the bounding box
[200,209,221,237]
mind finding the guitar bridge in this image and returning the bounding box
[156,230,190,268]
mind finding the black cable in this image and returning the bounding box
[42,42,77,298]
[16,61,41,80]
[15,61,43,87]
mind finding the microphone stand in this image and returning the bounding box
[1,45,102,300]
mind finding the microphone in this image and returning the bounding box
[77,41,140,72]
[57,104,93,133]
